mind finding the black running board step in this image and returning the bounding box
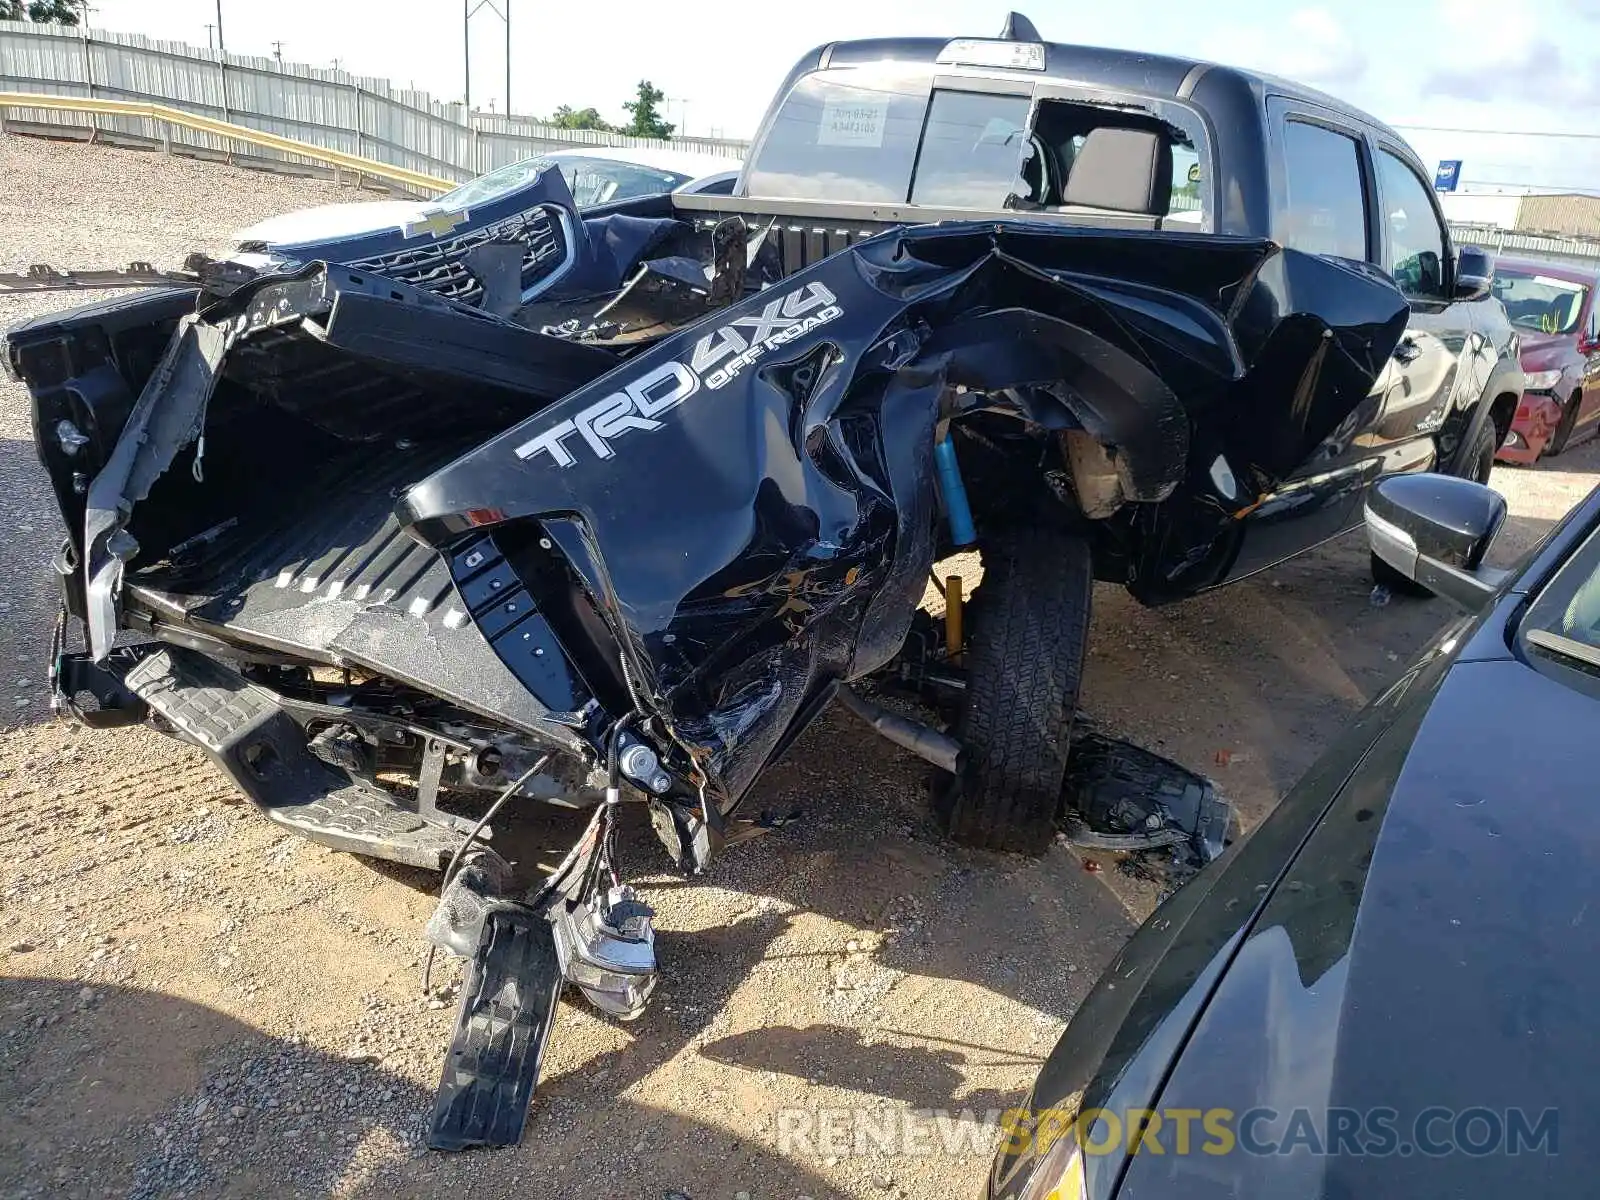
[124,645,462,870]
[428,906,563,1151]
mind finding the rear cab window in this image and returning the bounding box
[741,67,932,202]
[909,89,1033,208]
[742,64,1211,227]
[1276,119,1370,261]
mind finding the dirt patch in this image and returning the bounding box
[4,133,1598,1200]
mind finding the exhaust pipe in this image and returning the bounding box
[836,687,963,774]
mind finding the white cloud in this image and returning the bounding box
[1202,7,1368,88]
[1422,0,1600,105]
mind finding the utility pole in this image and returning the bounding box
[211,0,227,125]
[203,23,214,51]
[80,2,95,104]
[667,96,692,136]
[463,0,511,116]
[271,41,285,66]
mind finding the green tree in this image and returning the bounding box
[546,104,616,133]
[621,80,674,139]
[24,0,85,22]
[0,1,27,18]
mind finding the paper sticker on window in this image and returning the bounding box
[818,95,888,148]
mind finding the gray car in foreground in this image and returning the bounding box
[990,469,1596,1198]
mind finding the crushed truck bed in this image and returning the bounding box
[124,436,567,735]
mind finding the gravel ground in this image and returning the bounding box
[4,133,1599,1200]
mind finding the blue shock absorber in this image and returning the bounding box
[934,434,977,548]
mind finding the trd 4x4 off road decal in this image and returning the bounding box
[514,282,842,468]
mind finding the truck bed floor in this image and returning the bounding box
[126,439,564,731]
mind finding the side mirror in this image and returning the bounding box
[1454,244,1494,301]
[1365,474,1509,610]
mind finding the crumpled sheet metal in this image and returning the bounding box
[399,223,1409,806]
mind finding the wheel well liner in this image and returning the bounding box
[925,306,1189,503]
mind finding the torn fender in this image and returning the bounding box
[398,223,1408,805]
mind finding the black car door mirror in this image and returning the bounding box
[1454,244,1494,301]
[1365,474,1510,610]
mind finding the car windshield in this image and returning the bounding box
[1491,268,1590,335]
[1521,522,1600,690]
[437,155,692,210]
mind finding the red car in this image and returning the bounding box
[1494,257,1600,463]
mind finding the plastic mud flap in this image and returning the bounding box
[428,906,563,1151]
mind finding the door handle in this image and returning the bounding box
[1392,338,1422,364]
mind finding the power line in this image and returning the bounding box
[1461,179,1600,195]
[1393,124,1600,141]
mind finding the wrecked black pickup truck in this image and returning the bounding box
[4,16,1517,1149]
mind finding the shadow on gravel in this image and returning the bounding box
[0,975,842,1200]
[699,1024,1027,1112]
[0,974,432,1198]
[1488,513,1559,571]
[1511,434,1600,474]
[420,708,1140,1127]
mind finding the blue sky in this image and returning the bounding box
[82,0,1600,191]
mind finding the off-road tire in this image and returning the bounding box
[1371,415,1497,596]
[1545,392,1583,458]
[1455,413,1498,485]
[939,529,1092,855]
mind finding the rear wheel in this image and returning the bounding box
[937,528,1091,855]
[1454,413,1497,484]
[1545,392,1583,458]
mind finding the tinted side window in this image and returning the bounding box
[743,68,930,202]
[909,90,1032,209]
[1376,150,1448,299]
[1279,121,1368,260]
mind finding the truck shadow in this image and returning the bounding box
[0,974,434,1198]
[0,974,846,1199]
[698,1024,1027,1113]
[465,708,1131,1131]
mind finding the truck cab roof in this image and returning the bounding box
[815,34,1397,129]
[734,21,1419,239]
